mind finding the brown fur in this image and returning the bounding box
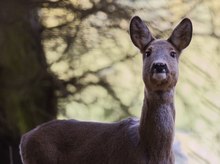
[20,16,192,164]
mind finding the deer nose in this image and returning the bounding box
[151,62,168,73]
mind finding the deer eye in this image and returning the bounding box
[145,48,152,57]
[170,51,176,58]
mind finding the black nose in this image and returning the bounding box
[152,63,168,73]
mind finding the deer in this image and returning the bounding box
[19,16,192,164]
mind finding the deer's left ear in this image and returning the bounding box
[168,18,193,51]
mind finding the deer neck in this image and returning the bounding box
[139,88,175,162]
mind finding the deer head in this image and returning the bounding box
[130,16,192,91]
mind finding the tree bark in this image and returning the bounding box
[0,0,57,163]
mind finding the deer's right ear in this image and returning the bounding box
[130,16,154,51]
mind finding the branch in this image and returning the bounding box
[97,80,133,117]
[62,52,137,87]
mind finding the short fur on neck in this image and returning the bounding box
[139,89,175,163]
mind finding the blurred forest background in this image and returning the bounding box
[0,0,220,163]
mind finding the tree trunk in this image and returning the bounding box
[0,0,57,163]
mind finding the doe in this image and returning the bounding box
[20,16,192,164]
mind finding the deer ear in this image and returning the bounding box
[168,18,193,51]
[130,16,154,50]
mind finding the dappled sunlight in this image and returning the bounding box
[40,0,220,163]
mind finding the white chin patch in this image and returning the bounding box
[152,73,167,81]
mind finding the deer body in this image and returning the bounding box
[20,16,192,164]
[20,118,146,164]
